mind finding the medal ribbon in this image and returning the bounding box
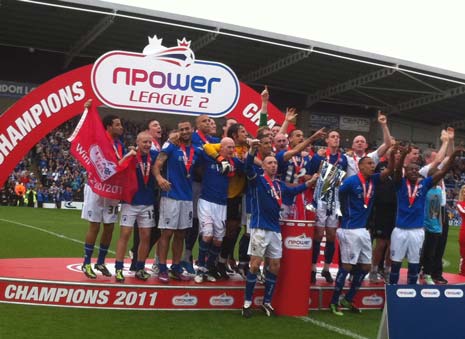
[180,144,194,177]
[106,132,123,160]
[357,172,373,208]
[406,178,420,207]
[325,148,341,165]
[263,174,282,207]
[227,158,235,177]
[196,130,209,144]
[353,153,366,173]
[136,151,151,186]
[152,138,160,152]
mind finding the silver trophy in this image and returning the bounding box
[306,161,346,216]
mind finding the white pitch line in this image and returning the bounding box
[0,218,116,254]
[298,316,369,339]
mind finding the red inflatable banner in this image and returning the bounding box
[0,62,287,188]
[0,65,101,187]
[228,83,286,133]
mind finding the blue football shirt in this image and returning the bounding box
[395,176,433,228]
[339,173,381,229]
[130,154,157,205]
[198,151,243,205]
[160,142,198,201]
[245,154,308,232]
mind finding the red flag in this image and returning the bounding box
[68,106,137,201]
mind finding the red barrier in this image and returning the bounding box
[273,219,314,316]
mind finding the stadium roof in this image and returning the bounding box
[2,0,465,130]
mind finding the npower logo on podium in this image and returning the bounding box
[172,293,198,306]
[209,293,234,306]
[284,233,312,250]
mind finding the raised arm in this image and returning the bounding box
[153,152,171,191]
[258,86,269,128]
[394,146,408,183]
[245,141,260,181]
[374,111,392,158]
[428,130,449,171]
[380,146,397,181]
[431,148,461,185]
[279,107,297,135]
[282,128,326,162]
[446,127,455,156]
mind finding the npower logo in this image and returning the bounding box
[362,294,384,306]
[209,293,234,306]
[420,289,440,298]
[253,296,263,306]
[172,293,198,306]
[445,289,464,298]
[284,233,312,250]
[396,289,416,298]
[91,35,239,117]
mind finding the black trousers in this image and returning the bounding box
[433,207,449,279]
[422,231,442,275]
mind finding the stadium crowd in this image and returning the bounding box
[0,117,153,208]
[3,88,465,318]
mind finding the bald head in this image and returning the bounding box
[136,131,152,142]
[220,137,235,158]
[274,132,288,152]
[136,131,152,154]
[352,135,367,155]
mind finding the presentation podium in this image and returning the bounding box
[380,285,465,339]
[273,219,314,316]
